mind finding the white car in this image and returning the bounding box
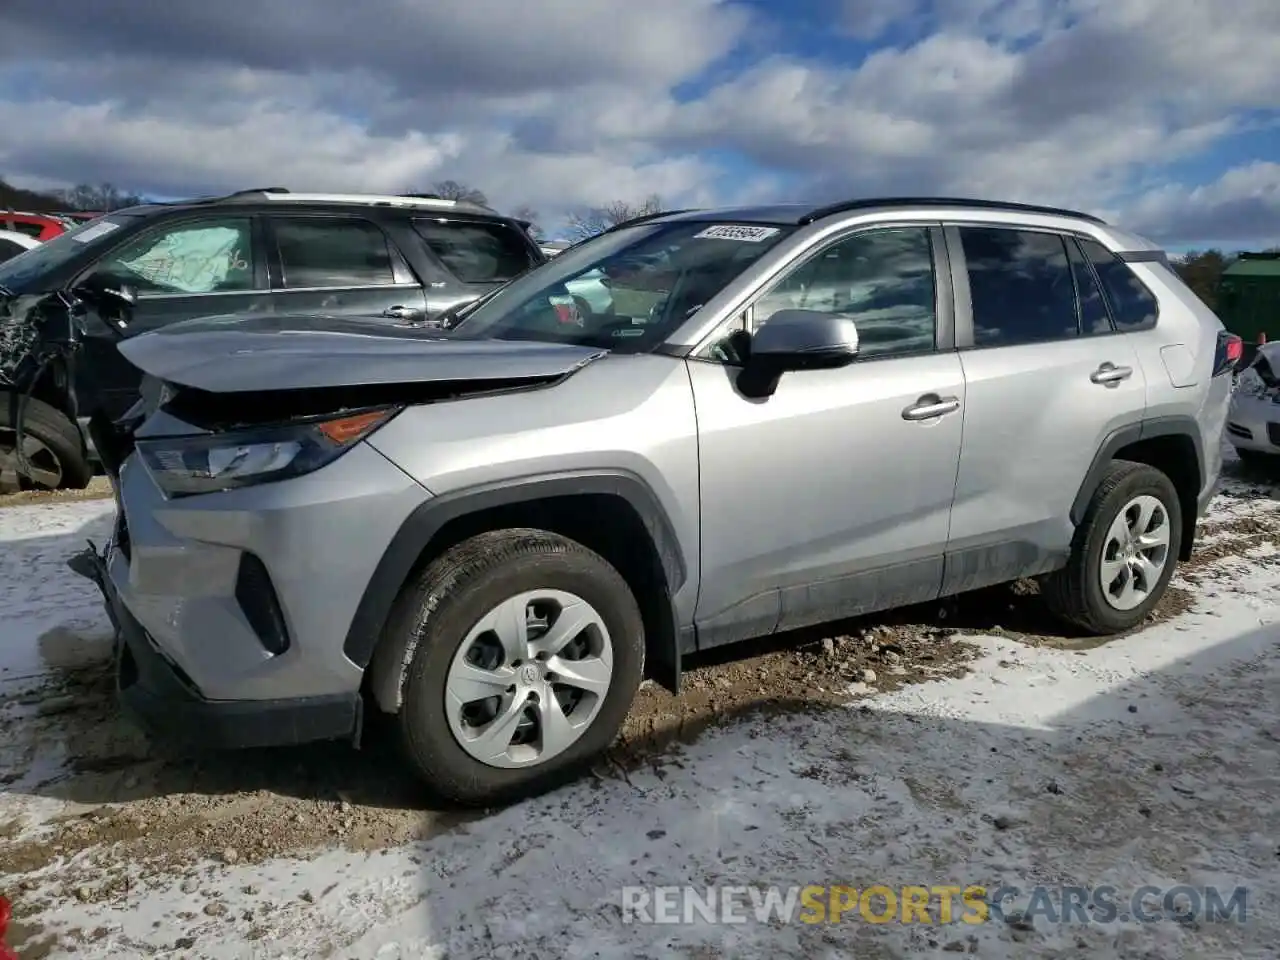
[0,229,39,263]
[1226,341,1280,465]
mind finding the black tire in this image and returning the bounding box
[388,528,644,807]
[1044,460,1183,634]
[0,393,93,491]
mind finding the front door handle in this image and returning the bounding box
[382,304,422,322]
[902,394,961,421]
[1090,362,1133,385]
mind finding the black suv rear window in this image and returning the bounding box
[412,219,536,284]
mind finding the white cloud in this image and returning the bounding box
[0,0,1277,243]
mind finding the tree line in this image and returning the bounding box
[0,178,147,213]
[1173,249,1280,312]
[406,179,666,244]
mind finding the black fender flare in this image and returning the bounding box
[1070,414,1206,529]
[344,469,689,689]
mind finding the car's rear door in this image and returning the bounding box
[264,214,428,323]
[942,223,1147,593]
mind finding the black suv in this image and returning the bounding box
[0,189,545,491]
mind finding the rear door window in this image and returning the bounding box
[411,219,537,283]
[1066,238,1113,335]
[959,227,1078,347]
[273,217,397,288]
[10,220,46,239]
[1078,238,1159,332]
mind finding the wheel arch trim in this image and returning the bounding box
[343,469,689,677]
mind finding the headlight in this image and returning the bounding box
[135,407,399,498]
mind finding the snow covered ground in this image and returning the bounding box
[1,456,1279,959]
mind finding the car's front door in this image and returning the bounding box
[73,214,269,420]
[941,224,1148,593]
[265,215,428,323]
[687,224,966,646]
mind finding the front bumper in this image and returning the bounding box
[1225,391,1280,453]
[69,435,432,750]
[72,540,361,750]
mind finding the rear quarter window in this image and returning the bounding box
[412,219,537,284]
[1079,238,1159,332]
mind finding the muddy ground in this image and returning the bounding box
[1,458,1278,951]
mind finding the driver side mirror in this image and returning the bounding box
[737,309,859,398]
[72,272,138,312]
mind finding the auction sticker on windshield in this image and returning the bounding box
[693,225,781,242]
[70,220,122,243]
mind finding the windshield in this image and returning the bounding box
[448,220,793,351]
[0,214,143,294]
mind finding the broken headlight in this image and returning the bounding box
[135,407,400,498]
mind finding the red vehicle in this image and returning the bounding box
[0,211,69,242]
[0,894,17,960]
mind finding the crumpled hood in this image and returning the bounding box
[117,313,607,393]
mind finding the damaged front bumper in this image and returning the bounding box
[69,535,362,752]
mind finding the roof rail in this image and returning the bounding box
[798,196,1107,226]
[207,189,496,214]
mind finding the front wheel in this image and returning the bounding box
[1044,460,1182,634]
[388,529,644,806]
[0,394,93,493]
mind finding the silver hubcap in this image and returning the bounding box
[1100,494,1171,611]
[0,428,63,492]
[444,589,613,769]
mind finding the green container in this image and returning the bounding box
[1217,253,1280,345]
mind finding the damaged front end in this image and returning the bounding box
[1235,347,1280,399]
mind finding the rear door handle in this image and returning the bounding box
[1090,362,1133,385]
[902,394,961,421]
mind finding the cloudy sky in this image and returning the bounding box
[1,0,1277,246]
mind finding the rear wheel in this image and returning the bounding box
[389,529,644,806]
[1044,460,1182,634]
[0,395,92,493]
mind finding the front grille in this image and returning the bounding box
[1226,422,1253,440]
[234,553,290,655]
[1268,422,1280,447]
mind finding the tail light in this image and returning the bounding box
[1214,331,1243,377]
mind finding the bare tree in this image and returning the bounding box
[56,182,146,212]
[511,204,545,241]
[564,194,664,243]
[412,179,489,206]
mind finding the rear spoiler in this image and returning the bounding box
[1118,250,1171,267]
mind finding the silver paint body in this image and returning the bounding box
[105,203,1230,705]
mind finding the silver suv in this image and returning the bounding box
[74,197,1237,806]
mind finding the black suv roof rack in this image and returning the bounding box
[798,197,1106,226]
[168,187,497,215]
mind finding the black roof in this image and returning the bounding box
[656,197,1106,227]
